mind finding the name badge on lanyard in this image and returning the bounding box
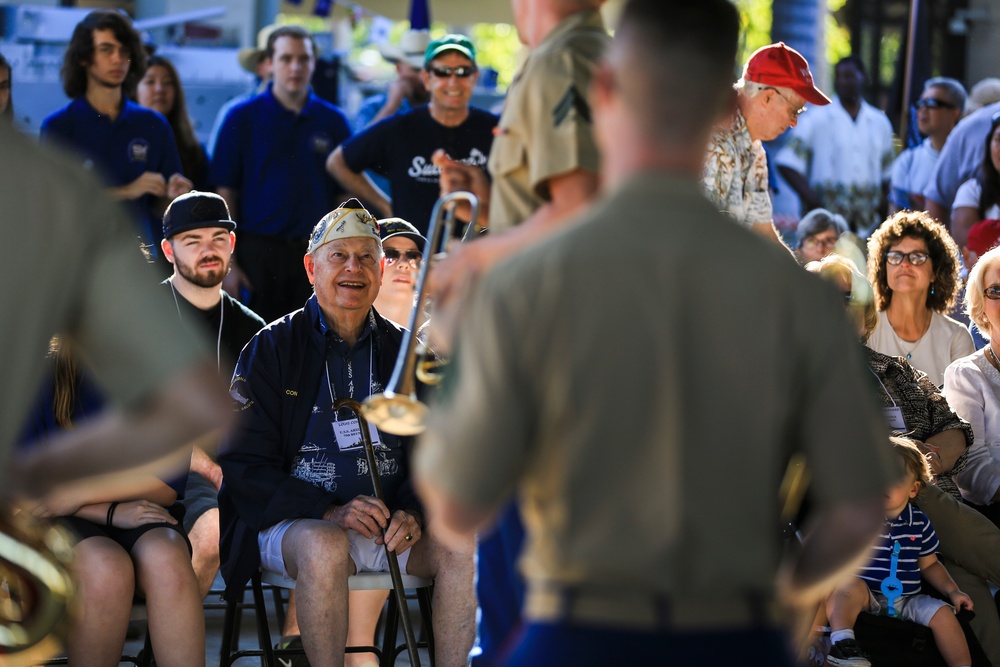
[884,406,907,431]
[333,418,382,452]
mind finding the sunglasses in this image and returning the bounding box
[384,248,423,266]
[886,250,930,266]
[915,98,956,110]
[427,65,477,79]
[984,285,1000,301]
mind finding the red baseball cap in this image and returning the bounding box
[967,219,1000,257]
[744,42,831,106]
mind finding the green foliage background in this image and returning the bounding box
[287,1,853,94]
[737,0,852,68]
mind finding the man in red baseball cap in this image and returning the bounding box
[703,42,829,249]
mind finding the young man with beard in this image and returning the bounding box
[160,191,266,598]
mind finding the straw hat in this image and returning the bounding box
[238,24,279,74]
[378,29,431,70]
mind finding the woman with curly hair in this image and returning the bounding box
[135,55,209,190]
[951,111,1000,248]
[867,210,974,386]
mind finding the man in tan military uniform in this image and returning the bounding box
[416,0,895,664]
[485,2,606,234]
[432,0,608,296]
[429,3,609,664]
[1,120,228,499]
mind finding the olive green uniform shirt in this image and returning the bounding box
[486,9,608,232]
[418,171,894,614]
[0,121,208,452]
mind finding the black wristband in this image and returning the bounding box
[106,502,120,527]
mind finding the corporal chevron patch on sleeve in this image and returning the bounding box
[552,85,592,127]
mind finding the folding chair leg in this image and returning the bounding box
[270,585,287,631]
[138,630,153,667]
[381,593,401,667]
[252,576,277,667]
[417,587,435,666]
[219,592,240,667]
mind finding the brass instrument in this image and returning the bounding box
[363,192,479,436]
[0,505,75,666]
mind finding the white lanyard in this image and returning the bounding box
[324,312,376,420]
[870,368,906,430]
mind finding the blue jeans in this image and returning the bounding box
[472,502,526,666]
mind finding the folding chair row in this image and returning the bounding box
[219,570,435,667]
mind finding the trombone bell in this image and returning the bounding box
[361,391,428,436]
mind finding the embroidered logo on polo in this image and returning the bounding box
[127,139,150,163]
[553,85,591,127]
[311,133,332,155]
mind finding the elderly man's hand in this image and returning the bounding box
[380,509,422,554]
[324,495,391,539]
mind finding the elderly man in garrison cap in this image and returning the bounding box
[703,42,831,249]
[218,199,475,667]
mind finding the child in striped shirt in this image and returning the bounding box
[825,436,973,667]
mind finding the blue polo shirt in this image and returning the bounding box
[210,85,352,239]
[291,307,408,506]
[40,98,183,253]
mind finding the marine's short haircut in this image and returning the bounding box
[612,0,739,145]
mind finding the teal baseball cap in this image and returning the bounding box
[424,34,476,66]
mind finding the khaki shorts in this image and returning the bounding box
[864,583,952,627]
[258,518,411,582]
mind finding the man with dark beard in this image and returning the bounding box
[160,190,266,598]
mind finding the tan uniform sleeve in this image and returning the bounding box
[519,46,601,200]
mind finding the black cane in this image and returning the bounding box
[334,398,422,667]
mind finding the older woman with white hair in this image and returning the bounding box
[795,208,848,264]
[944,246,1000,509]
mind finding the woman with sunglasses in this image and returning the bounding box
[374,218,426,327]
[952,112,1000,249]
[944,246,1000,515]
[867,210,974,386]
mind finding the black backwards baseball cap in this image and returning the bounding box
[162,191,236,239]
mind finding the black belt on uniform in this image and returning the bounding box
[525,584,779,631]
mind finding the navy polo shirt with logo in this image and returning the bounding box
[340,105,497,235]
[40,98,183,253]
[210,85,351,239]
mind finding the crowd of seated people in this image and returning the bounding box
[10,4,1000,666]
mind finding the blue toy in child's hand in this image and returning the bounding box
[880,541,903,617]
